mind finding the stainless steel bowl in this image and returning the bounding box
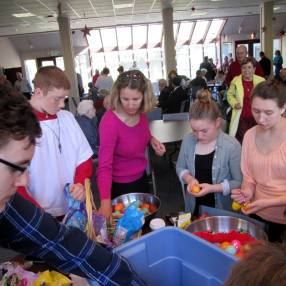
[186,216,267,240]
[112,192,161,219]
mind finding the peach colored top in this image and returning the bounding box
[241,127,286,224]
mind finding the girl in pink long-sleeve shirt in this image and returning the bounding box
[232,80,286,242]
[97,70,166,219]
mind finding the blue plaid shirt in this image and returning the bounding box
[0,193,145,286]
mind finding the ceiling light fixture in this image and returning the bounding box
[12,12,35,18]
[114,3,134,9]
[192,12,207,16]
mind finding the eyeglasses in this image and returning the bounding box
[0,158,27,174]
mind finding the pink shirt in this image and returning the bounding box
[97,110,151,199]
[242,127,286,224]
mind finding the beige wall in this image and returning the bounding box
[0,37,21,68]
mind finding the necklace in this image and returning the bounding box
[41,118,62,153]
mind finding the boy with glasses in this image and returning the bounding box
[0,84,145,285]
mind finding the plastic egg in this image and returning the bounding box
[225,245,236,255]
[220,241,231,249]
[243,243,252,252]
[231,239,242,252]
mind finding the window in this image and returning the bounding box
[177,22,193,46]
[148,24,162,48]
[24,59,37,89]
[176,45,190,78]
[117,26,132,50]
[133,25,147,49]
[87,19,225,82]
[205,20,224,44]
[191,21,210,44]
[148,48,163,81]
[190,45,203,79]
[100,28,117,52]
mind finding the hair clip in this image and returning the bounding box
[122,71,143,81]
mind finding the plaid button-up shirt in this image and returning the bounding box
[0,193,145,286]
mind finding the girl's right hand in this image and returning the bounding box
[234,102,241,109]
[98,199,113,221]
[187,179,199,193]
[231,188,253,204]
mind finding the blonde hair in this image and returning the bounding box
[189,89,221,121]
[110,70,156,113]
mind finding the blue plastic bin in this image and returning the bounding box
[116,227,237,286]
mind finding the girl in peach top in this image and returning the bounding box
[232,80,286,242]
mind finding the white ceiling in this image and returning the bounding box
[0,0,285,37]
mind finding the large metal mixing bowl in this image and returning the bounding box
[186,216,267,240]
[112,192,161,219]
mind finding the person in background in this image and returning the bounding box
[224,242,286,286]
[95,67,114,93]
[92,69,100,86]
[224,45,264,86]
[279,68,286,85]
[76,72,84,99]
[14,72,32,100]
[215,70,225,84]
[157,78,170,110]
[231,80,286,242]
[117,65,124,75]
[167,69,178,89]
[229,53,234,64]
[273,50,283,79]
[222,56,229,73]
[227,57,265,143]
[28,66,93,218]
[76,100,99,158]
[190,70,207,101]
[88,81,98,104]
[97,70,166,220]
[176,89,242,216]
[0,73,11,86]
[259,51,271,78]
[200,56,215,81]
[161,76,189,114]
[0,84,146,286]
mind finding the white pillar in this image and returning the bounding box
[162,7,177,78]
[57,13,79,114]
[260,2,273,61]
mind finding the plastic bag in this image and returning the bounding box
[62,184,87,231]
[113,203,144,246]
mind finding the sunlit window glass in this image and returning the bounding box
[148,24,162,48]
[101,28,117,52]
[133,25,147,49]
[177,22,194,46]
[191,21,209,44]
[117,26,132,50]
[87,30,103,52]
[205,19,224,44]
